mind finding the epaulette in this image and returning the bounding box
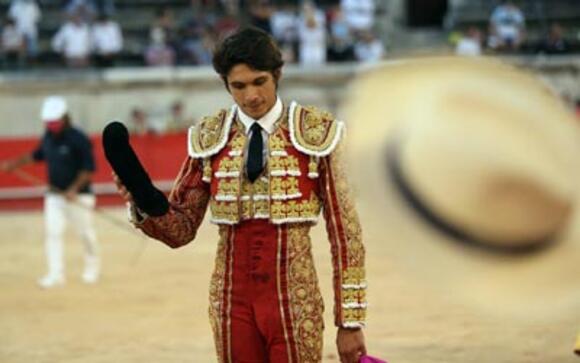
[188,105,236,158]
[288,101,344,157]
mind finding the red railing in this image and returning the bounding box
[0,131,189,210]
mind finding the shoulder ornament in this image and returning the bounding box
[188,105,237,158]
[288,101,344,157]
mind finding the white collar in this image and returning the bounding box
[237,97,283,135]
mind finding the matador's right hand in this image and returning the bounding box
[112,171,133,204]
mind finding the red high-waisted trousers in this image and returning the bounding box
[210,219,324,363]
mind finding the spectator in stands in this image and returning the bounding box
[52,12,92,68]
[1,17,25,69]
[341,0,375,36]
[8,0,40,62]
[165,100,193,132]
[130,107,152,135]
[145,27,175,66]
[455,26,483,57]
[327,6,355,62]
[177,16,215,65]
[297,0,326,67]
[270,4,298,63]
[271,3,298,44]
[0,96,101,288]
[249,0,273,34]
[91,13,123,68]
[190,0,213,13]
[95,0,115,17]
[65,0,97,22]
[220,0,239,16]
[537,23,570,55]
[488,0,525,52]
[150,7,178,52]
[214,9,240,41]
[354,30,384,63]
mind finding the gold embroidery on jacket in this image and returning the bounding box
[209,109,323,225]
[327,141,367,327]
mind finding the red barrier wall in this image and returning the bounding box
[0,131,189,211]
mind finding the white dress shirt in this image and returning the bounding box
[237,97,283,167]
[92,20,123,55]
[52,21,91,59]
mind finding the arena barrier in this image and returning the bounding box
[0,131,188,210]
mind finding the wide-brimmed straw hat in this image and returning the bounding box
[343,57,580,318]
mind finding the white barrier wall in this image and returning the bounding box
[0,58,578,137]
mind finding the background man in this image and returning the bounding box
[1,96,100,288]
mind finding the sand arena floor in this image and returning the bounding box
[1,207,578,363]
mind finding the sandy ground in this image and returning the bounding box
[1,206,579,363]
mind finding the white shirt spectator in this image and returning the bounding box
[298,5,326,66]
[456,27,483,56]
[8,0,41,38]
[2,22,24,51]
[355,32,384,63]
[341,0,375,33]
[270,7,298,44]
[52,20,92,59]
[490,4,525,42]
[92,19,123,55]
[456,38,481,56]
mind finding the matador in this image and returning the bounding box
[116,27,367,363]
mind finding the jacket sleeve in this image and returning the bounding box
[129,156,210,248]
[319,140,367,328]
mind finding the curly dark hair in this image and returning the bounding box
[212,27,284,82]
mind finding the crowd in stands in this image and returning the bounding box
[143,0,384,67]
[452,0,579,57]
[0,0,386,69]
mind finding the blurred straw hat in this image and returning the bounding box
[343,57,580,318]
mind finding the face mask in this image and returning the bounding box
[45,120,65,134]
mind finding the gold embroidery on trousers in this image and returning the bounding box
[286,225,324,362]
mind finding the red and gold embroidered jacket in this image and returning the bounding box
[132,101,366,328]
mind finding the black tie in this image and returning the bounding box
[247,123,264,183]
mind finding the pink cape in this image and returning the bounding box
[360,355,387,363]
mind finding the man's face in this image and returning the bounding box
[226,64,279,119]
[45,119,66,134]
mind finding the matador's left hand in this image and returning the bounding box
[337,327,366,363]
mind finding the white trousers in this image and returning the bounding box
[43,193,100,278]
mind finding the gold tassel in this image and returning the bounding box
[203,158,212,182]
[308,156,319,178]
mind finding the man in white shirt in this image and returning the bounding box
[8,0,41,59]
[488,0,525,51]
[91,14,123,67]
[354,30,384,63]
[52,12,92,68]
[298,1,326,67]
[456,26,483,57]
[341,0,375,35]
[2,17,25,68]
